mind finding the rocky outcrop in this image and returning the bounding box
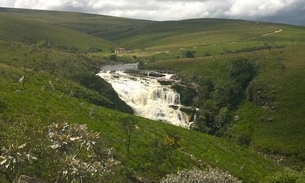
[247,82,277,112]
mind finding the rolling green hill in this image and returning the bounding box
[145,24,305,170]
[1,7,305,183]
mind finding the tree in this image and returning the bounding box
[215,107,229,128]
[227,59,256,90]
[120,116,136,153]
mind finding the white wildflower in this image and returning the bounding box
[18,143,27,149]
[0,158,7,166]
[160,167,242,183]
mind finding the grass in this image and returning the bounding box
[147,44,305,171]
[1,7,305,182]
[0,61,284,182]
[0,9,116,51]
[119,20,277,51]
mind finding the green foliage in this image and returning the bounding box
[164,133,180,149]
[204,52,212,57]
[0,122,118,182]
[211,80,241,109]
[171,84,197,106]
[215,107,230,129]
[0,66,285,182]
[72,72,133,113]
[46,122,117,182]
[146,44,305,170]
[227,58,257,89]
[0,41,132,114]
[184,50,195,58]
[1,8,305,182]
[148,133,180,173]
[199,78,214,100]
[153,58,256,135]
[120,116,137,153]
[191,59,255,135]
[138,60,146,69]
[0,143,37,183]
[265,169,305,183]
[246,81,277,111]
[87,46,102,53]
[108,54,117,61]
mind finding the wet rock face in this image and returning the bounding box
[247,83,277,112]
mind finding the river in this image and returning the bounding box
[97,63,192,128]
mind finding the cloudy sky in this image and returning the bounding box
[0,0,304,26]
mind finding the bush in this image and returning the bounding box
[227,59,256,89]
[266,170,299,183]
[0,122,118,183]
[185,50,194,58]
[87,46,102,53]
[147,133,180,173]
[46,122,118,182]
[108,54,117,61]
[160,167,242,183]
[171,84,197,106]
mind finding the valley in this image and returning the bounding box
[0,7,305,182]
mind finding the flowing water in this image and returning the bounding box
[97,64,191,128]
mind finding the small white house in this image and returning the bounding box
[115,48,131,54]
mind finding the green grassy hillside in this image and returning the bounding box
[0,7,154,51]
[146,38,305,170]
[1,7,305,182]
[0,59,285,182]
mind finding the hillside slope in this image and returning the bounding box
[0,60,285,182]
[0,8,154,51]
[1,8,305,182]
[146,28,305,170]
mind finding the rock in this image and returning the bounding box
[146,71,165,77]
[267,118,273,122]
[18,175,45,183]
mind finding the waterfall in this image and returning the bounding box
[97,70,190,128]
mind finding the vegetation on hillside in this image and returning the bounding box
[1,7,305,182]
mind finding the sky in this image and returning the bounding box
[0,0,304,26]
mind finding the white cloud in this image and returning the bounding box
[224,0,290,18]
[0,0,304,25]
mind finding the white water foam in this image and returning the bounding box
[97,70,189,127]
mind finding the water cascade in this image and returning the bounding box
[97,67,194,128]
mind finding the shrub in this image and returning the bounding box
[266,170,298,183]
[120,116,136,153]
[227,59,256,90]
[0,143,37,183]
[108,54,117,61]
[160,167,242,183]
[47,122,118,182]
[185,50,194,58]
[0,122,119,183]
[148,133,180,173]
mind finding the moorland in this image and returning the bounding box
[0,7,305,183]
